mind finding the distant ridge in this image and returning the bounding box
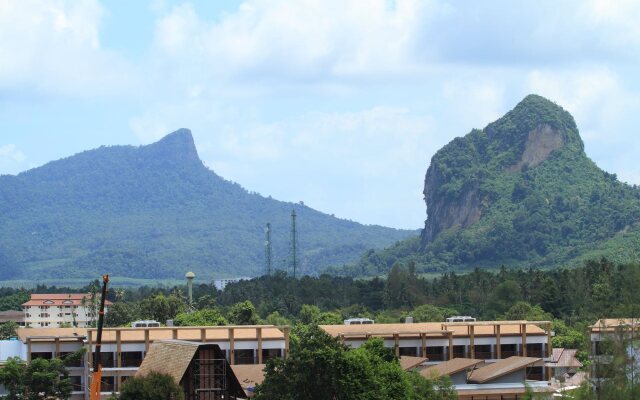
[0,129,415,282]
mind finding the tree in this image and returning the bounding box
[119,371,184,400]
[0,321,19,340]
[255,326,457,400]
[174,308,227,326]
[139,294,185,323]
[106,302,139,327]
[503,301,552,321]
[227,301,259,325]
[0,356,73,400]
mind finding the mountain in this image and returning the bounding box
[338,95,640,276]
[0,129,414,282]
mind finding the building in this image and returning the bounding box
[136,340,247,399]
[589,318,640,381]
[320,320,552,364]
[0,310,25,326]
[321,319,554,398]
[0,324,288,399]
[21,294,112,328]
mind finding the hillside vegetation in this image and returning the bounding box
[336,95,640,276]
[0,129,413,281]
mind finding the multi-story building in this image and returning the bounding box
[321,319,555,398]
[0,324,289,399]
[21,294,112,328]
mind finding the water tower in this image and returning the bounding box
[185,271,195,305]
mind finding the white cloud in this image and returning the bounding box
[0,144,27,175]
[0,0,134,97]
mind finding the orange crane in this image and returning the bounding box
[89,274,109,400]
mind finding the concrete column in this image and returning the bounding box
[421,334,427,358]
[229,328,235,365]
[470,325,475,359]
[284,326,290,359]
[257,327,263,364]
[394,333,400,357]
[448,332,453,361]
[144,329,150,353]
[496,325,501,359]
[521,323,527,357]
[200,328,206,342]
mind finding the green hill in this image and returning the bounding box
[0,129,414,282]
[337,95,640,276]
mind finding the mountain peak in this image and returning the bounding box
[145,128,202,167]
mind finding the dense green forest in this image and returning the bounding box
[0,129,413,281]
[335,95,640,277]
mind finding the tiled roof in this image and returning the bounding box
[421,358,484,378]
[320,321,546,339]
[22,293,112,307]
[546,348,582,368]
[136,340,200,383]
[399,356,428,371]
[230,364,266,396]
[467,356,541,384]
[16,325,285,344]
[591,318,640,332]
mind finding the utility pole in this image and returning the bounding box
[265,223,273,276]
[290,209,298,278]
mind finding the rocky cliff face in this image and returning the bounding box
[420,94,582,248]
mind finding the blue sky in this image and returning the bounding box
[1,0,639,229]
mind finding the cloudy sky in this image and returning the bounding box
[1,0,639,229]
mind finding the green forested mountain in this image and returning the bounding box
[0,129,413,281]
[339,95,640,276]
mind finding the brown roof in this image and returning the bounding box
[22,293,112,307]
[546,348,582,369]
[17,327,87,342]
[230,364,266,392]
[420,358,484,378]
[399,356,428,371]
[17,325,285,344]
[0,310,24,322]
[320,321,546,339]
[467,356,541,384]
[136,340,199,383]
[591,318,640,332]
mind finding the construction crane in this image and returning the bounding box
[89,274,109,400]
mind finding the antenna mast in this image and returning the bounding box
[265,223,273,275]
[290,209,298,278]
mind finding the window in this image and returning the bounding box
[31,352,53,360]
[101,376,115,392]
[234,349,255,365]
[453,345,466,358]
[474,345,492,359]
[262,348,282,362]
[399,346,418,357]
[43,300,54,305]
[121,351,144,367]
[69,376,82,392]
[59,352,83,368]
[426,346,444,361]
[99,352,116,368]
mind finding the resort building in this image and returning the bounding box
[0,324,289,399]
[21,294,112,328]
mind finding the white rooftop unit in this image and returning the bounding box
[446,316,477,323]
[131,320,161,328]
[344,318,374,325]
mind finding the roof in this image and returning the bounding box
[0,310,24,322]
[16,325,285,344]
[399,356,428,371]
[467,356,541,384]
[17,327,87,342]
[230,364,266,396]
[319,321,546,339]
[546,348,582,369]
[22,293,112,307]
[421,358,485,378]
[137,340,200,383]
[591,318,640,333]
[137,340,246,398]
